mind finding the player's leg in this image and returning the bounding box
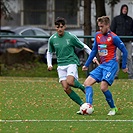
[102,62,118,115]
[61,80,84,106]
[101,81,115,108]
[84,67,102,105]
[101,81,118,115]
[67,75,85,93]
[66,64,85,93]
[57,65,84,106]
[84,76,96,104]
[76,76,96,115]
[125,42,133,79]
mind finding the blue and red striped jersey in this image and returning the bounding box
[85,30,127,69]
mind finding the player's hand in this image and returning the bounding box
[122,68,128,73]
[93,59,100,66]
[47,66,53,71]
[82,66,88,71]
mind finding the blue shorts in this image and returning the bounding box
[89,60,118,86]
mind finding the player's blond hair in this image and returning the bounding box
[97,16,110,25]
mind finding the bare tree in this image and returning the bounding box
[84,0,91,44]
[94,0,106,30]
[94,0,120,30]
[107,0,120,20]
[84,0,91,35]
[84,0,95,71]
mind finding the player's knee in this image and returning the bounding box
[84,80,90,87]
[100,81,108,92]
[66,79,73,86]
[100,86,108,92]
[64,87,72,94]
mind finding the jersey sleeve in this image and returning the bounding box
[46,51,52,67]
[71,33,94,55]
[83,44,92,55]
[84,39,98,67]
[71,34,84,49]
[71,33,98,60]
[47,36,55,66]
[48,37,55,53]
[113,36,128,69]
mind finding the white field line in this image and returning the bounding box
[0,119,133,123]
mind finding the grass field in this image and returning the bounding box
[0,62,128,79]
[0,77,133,133]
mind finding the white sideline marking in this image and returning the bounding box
[0,119,132,123]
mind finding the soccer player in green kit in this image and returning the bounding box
[47,17,99,113]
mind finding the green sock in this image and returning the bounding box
[74,79,85,92]
[68,90,84,106]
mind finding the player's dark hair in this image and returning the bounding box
[55,17,66,26]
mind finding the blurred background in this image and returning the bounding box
[0,0,133,77]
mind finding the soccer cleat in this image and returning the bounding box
[107,107,118,116]
[76,110,82,115]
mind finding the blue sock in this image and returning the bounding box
[85,86,93,105]
[103,90,115,108]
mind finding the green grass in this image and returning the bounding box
[1,62,128,79]
[0,77,133,133]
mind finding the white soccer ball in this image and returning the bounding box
[80,103,93,115]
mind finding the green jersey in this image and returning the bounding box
[48,31,84,66]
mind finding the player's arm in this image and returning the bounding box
[72,34,99,65]
[47,39,53,71]
[113,36,128,72]
[82,43,99,65]
[47,51,53,71]
[82,41,98,71]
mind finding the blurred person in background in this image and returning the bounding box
[111,4,133,79]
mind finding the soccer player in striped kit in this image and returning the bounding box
[82,16,128,115]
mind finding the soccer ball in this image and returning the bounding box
[80,103,93,115]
